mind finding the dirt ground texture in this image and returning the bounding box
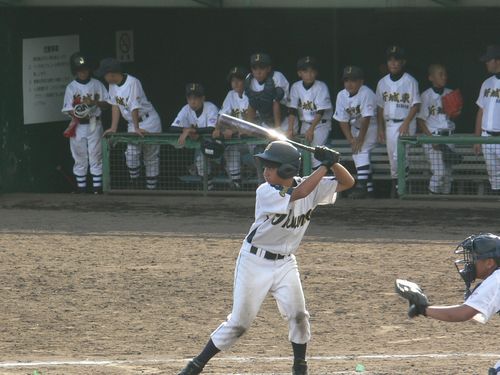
[0,194,499,375]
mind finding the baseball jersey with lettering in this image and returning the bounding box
[220,90,249,119]
[107,74,158,125]
[245,176,338,255]
[171,101,219,129]
[376,73,421,121]
[249,71,290,105]
[476,76,500,131]
[417,88,455,132]
[333,85,377,128]
[288,80,332,122]
[464,269,500,323]
[62,78,109,115]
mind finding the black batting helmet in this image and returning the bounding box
[255,141,301,179]
[70,52,90,75]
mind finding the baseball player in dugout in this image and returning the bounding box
[474,45,500,195]
[376,45,421,198]
[61,52,109,194]
[417,64,461,195]
[395,233,500,374]
[245,52,297,133]
[334,66,378,199]
[170,83,219,191]
[287,56,333,169]
[213,66,250,189]
[99,58,162,190]
[178,142,355,375]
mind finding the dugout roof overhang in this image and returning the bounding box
[2,0,500,7]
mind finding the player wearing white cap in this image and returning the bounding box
[334,65,378,198]
[376,46,421,197]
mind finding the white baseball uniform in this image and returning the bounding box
[288,80,332,168]
[62,78,109,191]
[107,74,162,189]
[417,87,456,194]
[334,85,378,191]
[248,71,297,133]
[464,268,500,324]
[172,102,218,185]
[376,73,421,178]
[476,75,500,191]
[219,90,249,185]
[210,176,338,351]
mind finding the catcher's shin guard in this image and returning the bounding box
[178,359,204,375]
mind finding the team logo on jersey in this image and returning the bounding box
[115,96,129,109]
[271,208,313,229]
[230,108,248,118]
[484,88,500,99]
[299,100,317,111]
[346,104,361,119]
[428,105,444,116]
[382,91,411,108]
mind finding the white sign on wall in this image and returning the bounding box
[22,35,79,125]
[116,30,134,62]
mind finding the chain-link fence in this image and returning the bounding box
[397,135,500,198]
[102,134,312,194]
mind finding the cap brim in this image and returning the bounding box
[480,54,492,62]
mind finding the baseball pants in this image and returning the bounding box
[211,243,310,351]
[300,122,331,168]
[385,120,416,179]
[70,121,103,189]
[422,143,453,194]
[482,132,500,191]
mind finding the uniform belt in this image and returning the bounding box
[303,119,329,124]
[485,130,500,136]
[387,118,404,123]
[433,129,453,136]
[250,245,286,260]
[79,116,100,125]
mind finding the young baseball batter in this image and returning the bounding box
[474,45,500,195]
[395,233,500,374]
[171,83,218,191]
[98,58,162,190]
[213,66,250,189]
[245,52,296,133]
[62,52,109,194]
[178,142,354,375]
[417,64,457,195]
[287,56,332,168]
[376,46,421,197]
[334,66,378,198]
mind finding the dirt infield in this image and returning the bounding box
[0,194,499,374]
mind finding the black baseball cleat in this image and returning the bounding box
[292,359,308,375]
[178,359,204,375]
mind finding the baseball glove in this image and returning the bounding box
[441,89,463,119]
[395,279,429,318]
[436,144,463,166]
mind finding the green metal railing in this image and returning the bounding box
[102,133,312,194]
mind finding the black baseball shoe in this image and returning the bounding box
[292,359,308,375]
[178,359,204,375]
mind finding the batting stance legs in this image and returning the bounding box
[211,245,310,350]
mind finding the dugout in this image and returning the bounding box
[0,1,499,193]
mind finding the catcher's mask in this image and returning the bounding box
[454,233,500,297]
[202,138,224,159]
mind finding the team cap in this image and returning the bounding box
[386,45,405,60]
[342,65,364,80]
[185,83,205,97]
[296,56,318,70]
[227,66,249,82]
[250,53,272,67]
[95,57,122,77]
[480,45,500,62]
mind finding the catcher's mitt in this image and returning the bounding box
[436,144,463,166]
[395,279,429,318]
[441,89,463,119]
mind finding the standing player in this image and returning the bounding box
[334,66,378,198]
[417,64,457,195]
[98,58,162,190]
[287,56,332,168]
[474,45,500,195]
[171,83,218,191]
[376,46,421,197]
[62,52,109,194]
[245,52,296,133]
[177,142,355,375]
[214,66,250,189]
[395,233,500,374]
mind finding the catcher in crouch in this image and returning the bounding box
[395,233,500,375]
